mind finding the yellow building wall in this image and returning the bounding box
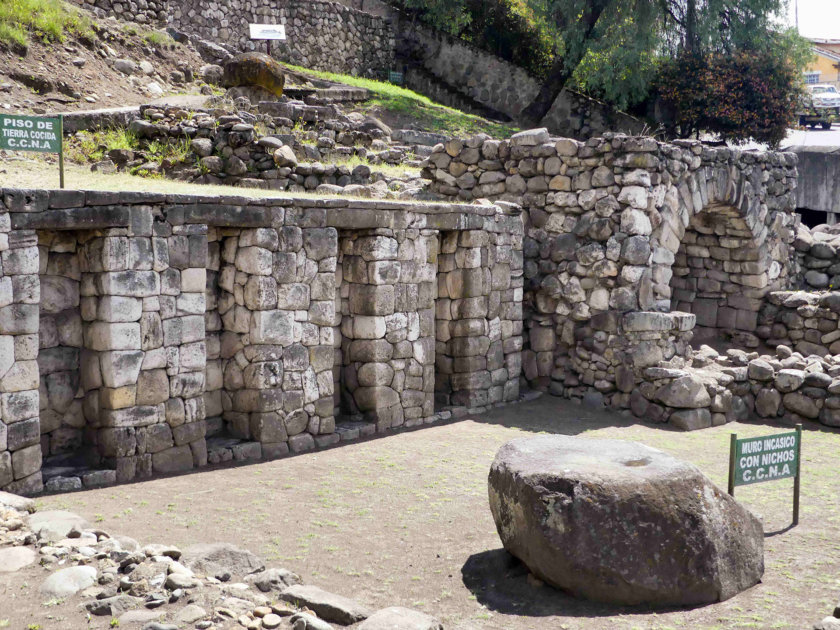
[806,52,840,84]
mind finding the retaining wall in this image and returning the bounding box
[169,0,396,77]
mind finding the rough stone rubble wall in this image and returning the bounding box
[0,189,522,494]
[169,0,396,77]
[424,129,801,430]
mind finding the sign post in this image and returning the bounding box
[0,113,64,188]
[728,425,802,525]
[249,23,286,57]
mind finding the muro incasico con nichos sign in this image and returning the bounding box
[735,432,798,485]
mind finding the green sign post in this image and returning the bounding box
[0,113,64,188]
[728,424,802,525]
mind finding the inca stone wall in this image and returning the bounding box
[424,128,802,430]
[169,0,396,77]
[0,189,523,494]
[68,0,168,24]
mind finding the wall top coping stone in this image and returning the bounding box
[0,188,524,234]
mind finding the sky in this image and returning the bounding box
[786,0,840,39]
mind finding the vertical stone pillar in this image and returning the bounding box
[80,220,207,482]
[436,229,508,411]
[342,229,435,430]
[0,224,43,495]
[218,225,337,458]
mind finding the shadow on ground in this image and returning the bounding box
[461,548,704,620]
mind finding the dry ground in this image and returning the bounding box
[17,396,838,630]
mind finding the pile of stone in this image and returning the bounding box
[93,105,426,197]
[0,490,442,629]
[631,341,840,430]
[794,223,840,290]
[758,290,840,356]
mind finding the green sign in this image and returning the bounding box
[728,425,802,526]
[733,431,799,486]
[0,114,62,152]
[0,113,65,188]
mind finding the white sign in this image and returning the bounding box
[249,24,286,40]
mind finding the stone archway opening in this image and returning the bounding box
[668,203,778,349]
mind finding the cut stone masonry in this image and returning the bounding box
[0,189,522,494]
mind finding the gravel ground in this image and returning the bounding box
[31,395,840,630]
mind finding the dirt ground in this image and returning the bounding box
[17,395,835,630]
[0,17,206,116]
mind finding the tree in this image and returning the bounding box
[655,47,803,147]
[521,0,797,126]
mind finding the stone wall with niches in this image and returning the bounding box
[0,188,523,494]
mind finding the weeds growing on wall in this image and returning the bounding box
[65,128,140,164]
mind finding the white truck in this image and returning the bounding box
[798,84,840,129]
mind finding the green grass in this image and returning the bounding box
[284,64,519,138]
[332,154,420,180]
[65,127,139,164]
[0,0,92,48]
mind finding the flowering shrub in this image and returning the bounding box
[654,51,802,147]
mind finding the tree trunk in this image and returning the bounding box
[520,56,573,127]
[520,0,610,127]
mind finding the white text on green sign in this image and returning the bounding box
[735,431,798,486]
[0,114,62,152]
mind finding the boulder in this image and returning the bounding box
[0,546,36,572]
[28,510,90,542]
[222,52,285,98]
[488,436,764,606]
[281,584,372,625]
[40,565,97,597]
[245,567,302,592]
[182,542,264,577]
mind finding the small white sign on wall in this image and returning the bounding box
[249,24,287,40]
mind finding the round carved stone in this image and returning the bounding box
[488,435,764,606]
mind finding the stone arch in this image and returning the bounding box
[650,166,791,344]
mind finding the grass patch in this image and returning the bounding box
[333,154,421,180]
[65,127,139,164]
[284,64,519,138]
[0,0,92,48]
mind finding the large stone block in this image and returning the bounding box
[251,310,294,346]
[152,445,194,474]
[85,323,141,351]
[489,436,763,606]
[99,351,144,388]
[349,285,395,316]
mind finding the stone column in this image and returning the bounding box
[436,230,502,411]
[218,225,337,458]
[0,226,43,495]
[80,222,207,482]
